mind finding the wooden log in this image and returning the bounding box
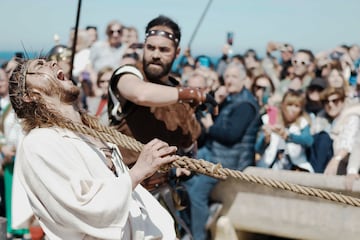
[210,167,360,240]
[226,192,360,240]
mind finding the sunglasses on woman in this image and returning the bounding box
[323,97,343,105]
[291,59,310,66]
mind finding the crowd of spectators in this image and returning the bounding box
[1,17,360,239]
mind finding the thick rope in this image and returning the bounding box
[64,118,360,208]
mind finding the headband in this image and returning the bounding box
[145,30,179,45]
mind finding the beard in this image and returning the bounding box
[143,58,174,82]
[43,80,80,104]
[59,84,80,104]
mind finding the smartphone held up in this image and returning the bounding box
[267,106,278,126]
[226,32,234,55]
[227,32,234,46]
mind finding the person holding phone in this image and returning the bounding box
[266,41,294,80]
[251,74,276,115]
[226,31,234,55]
[255,89,314,172]
[216,32,250,80]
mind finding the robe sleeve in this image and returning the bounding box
[17,128,132,238]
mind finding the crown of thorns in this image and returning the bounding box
[145,29,179,45]
[9,61,28,97]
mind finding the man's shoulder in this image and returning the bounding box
[25,127,70,141]
[110,65,144,91]
[113,65,143,79]
[22,128,58,148]
[90,40,107,50]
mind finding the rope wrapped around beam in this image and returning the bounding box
[66,118,360,208]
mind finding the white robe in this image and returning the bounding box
[16,127,176,240]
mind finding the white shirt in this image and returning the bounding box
[90,41,127,73]
[16,127,176,240]
[260,114,314,172]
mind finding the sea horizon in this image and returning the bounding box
[0,50,40,65]
[0,50,223,72]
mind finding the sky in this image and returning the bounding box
[1,0,360,58]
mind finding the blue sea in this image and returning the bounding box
[0,50,220,72]
[0,51,16,65]
[0,51,39,65]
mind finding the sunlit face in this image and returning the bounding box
[0,69,9,98]
[5,58,18,77]
[87,28,98,45]
[121,28,130,44]
[323,93,345,119]
[281,95,303,123]
[349,45,360,61]
[25,59,80,104]
[107,24,122,47]
[281,49,293,62]
[122,29,138,45]
[244,55,259,70]
[292,52,311,77]
[187,74,207,90]
[307,86,323,101]
[327,69,344,88]
[98,71,112,93]
[143,26,179,82]
[223,65,246,94]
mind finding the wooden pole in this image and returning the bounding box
[187,0,213,48]
[69,0,82,85]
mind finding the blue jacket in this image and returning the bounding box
[208,87,260,170]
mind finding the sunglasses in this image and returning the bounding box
[323,97,343,105]
[99,79,109,84]
[254,85,267,91]
[123,52,139,60]
[291,59,310,66]
[109,29,121,35]
[288,88,304,95]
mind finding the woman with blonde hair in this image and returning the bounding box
[256,89,314,172]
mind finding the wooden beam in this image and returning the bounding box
[210,167,360,239]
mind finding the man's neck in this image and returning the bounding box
[58,104,82,124]
[109,41,122,49]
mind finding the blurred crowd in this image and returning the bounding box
[1,18,360,239]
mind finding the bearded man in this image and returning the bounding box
[9,58,179,239]
[108,15,214,156]
[108,15,216,239]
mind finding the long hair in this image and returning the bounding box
[279,89,310,127]
[9,60,76,132]
[8,59,143,154]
